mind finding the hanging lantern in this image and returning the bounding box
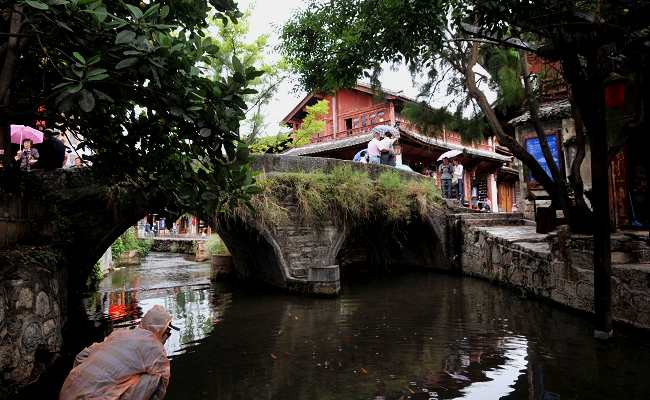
[604,73,626,109]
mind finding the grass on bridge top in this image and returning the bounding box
[222,165,442,229]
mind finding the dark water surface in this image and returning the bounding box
[86,252,650,400]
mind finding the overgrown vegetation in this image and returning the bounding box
[249,133,292,154]
[292,99,329,147]
[111,227,153,261]
[224,166,442,230]
[206,235,230,256]
[85,261,103,292]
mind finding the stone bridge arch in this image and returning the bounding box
[216,155,454,295]
[0,154,456,393]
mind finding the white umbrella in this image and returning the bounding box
[436,149,462,161]
[371,124,399,137]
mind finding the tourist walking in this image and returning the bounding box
[367,131,382,164]
[14,139,39,171]
[59,305,177,400]
[453,158,464,203]
[438,158,453,198]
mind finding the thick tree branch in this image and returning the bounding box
[567,87,589,213]
[463,42,563,206]
[519,50,564,184]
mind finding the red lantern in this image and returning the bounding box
[35,104,47,130]
[604,80,625,109]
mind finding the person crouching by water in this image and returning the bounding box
[60,305,179,400]
[438,157,453,199]
[14,139,39,171]
[367,130,382,164]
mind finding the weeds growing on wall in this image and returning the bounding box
[223,166,442,230]
[111,227,153,260]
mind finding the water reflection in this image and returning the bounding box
[85,252,228,355]
[87,254,650,400]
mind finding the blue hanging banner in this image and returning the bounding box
[525,135,560,181]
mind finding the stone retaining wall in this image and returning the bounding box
[148,239,198,254]
[0,248,66,397]
[457,214,650,329]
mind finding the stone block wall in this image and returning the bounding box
[0,248,66,396]
[272,205,343,281]
[0,193,53,249]
[148,238,198,254]
[457,215,650,329]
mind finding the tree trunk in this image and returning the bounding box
[588,110,613,338]
[0,5,24,168]
[560,46,613,338]
[519,50,574,224]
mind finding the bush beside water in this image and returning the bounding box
[206,235,230,256]
[111,227,153,261]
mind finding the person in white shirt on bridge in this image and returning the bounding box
[378,131,397,166]
[367,131,382,164]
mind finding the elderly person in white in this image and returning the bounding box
[367,130,382,164]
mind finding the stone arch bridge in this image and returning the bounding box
[216,155,454,296]
[0,154,523,393]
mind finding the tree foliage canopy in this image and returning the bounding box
[202,9,286,144]
[1,0,264,215]
[281,0,649,231]
[292,99,329,147]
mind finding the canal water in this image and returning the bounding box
[84,252,650,400]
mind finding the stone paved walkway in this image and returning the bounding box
[477,225,552,255]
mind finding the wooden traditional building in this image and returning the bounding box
[282,84,517,212]
[508,54,648,229]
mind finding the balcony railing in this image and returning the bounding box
[310,120,392,143]
[396,116,493,152]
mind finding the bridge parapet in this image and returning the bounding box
[251,154,426,181]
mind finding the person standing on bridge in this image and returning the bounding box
[59,305,178,400]
[438,158,453,199]
[452,158,464,203]
[367,130,382,164]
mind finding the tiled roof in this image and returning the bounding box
[283,128,512,163]
[401,128,511,162]
[282,133,374,156]
[508,98,572,125]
